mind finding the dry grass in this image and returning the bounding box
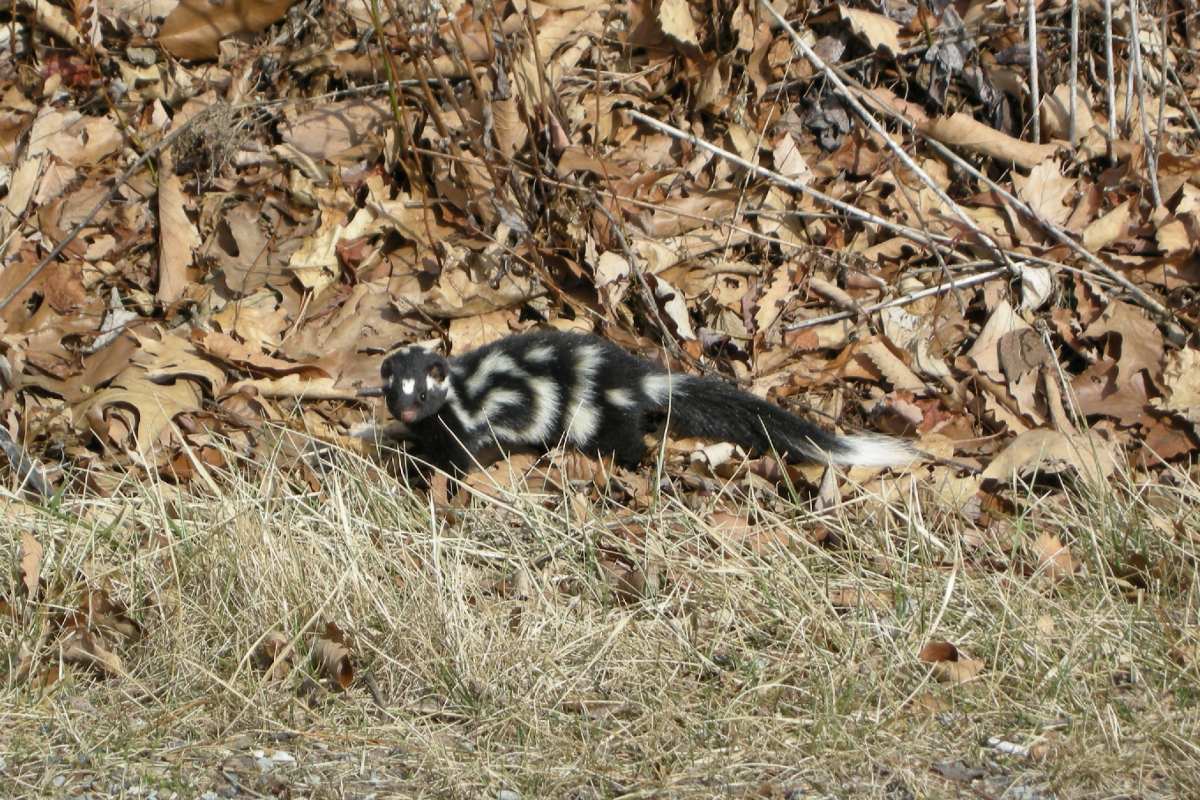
[2,441,1198,799]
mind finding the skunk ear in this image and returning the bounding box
[427,361,446,382]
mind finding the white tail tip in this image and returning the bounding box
[831,434,920,467]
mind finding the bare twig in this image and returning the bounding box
[757,0,1015,274]
[1069,0,1079,147]
[625,110,955,252]
[830,77,1188,345]
[1103,0,1117,164]
[785,267,1009,331]
[1129,0,1161,207]
[1028,0,1041,143]
[0,109,215,314]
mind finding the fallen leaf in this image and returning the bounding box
[919,640,984,684]
[18,532,42,599]
[1032,532,1077,581]
[313,622,353,690]
[158,0,296,60]
[920,114,1059,170]
[981,429,1118,486]
[1152,348,1200,423]
[658,0,700,47]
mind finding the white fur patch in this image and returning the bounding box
[642,373,686,403]
[400,378,415,395]
[466,351,524,397]
[604,387,637,409]
[449,382,526,436]
[827,434,918,467]
[524,344,557,364]
[563,345,603,445]
[515,375,561,443]
[426,373,448,392]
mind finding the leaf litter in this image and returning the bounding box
[1,0,1198,795]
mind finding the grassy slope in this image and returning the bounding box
[2,445,1198,799]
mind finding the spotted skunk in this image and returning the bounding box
[377,330,916,475]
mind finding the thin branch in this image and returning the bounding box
[757,0,1015,273]
[1129,0,1162,206]
[786,267,1009,331]
[1069,0,1079,147]
[1028,0,1041,143]
[1103,0,1117,164]
[0,108,216,314]
[830,77,1188,345]
[625,109,956,253]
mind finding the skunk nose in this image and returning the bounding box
[401,408,419,423]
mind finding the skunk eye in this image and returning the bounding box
[419,391,427,401]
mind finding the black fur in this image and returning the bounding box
[380,330,913,475]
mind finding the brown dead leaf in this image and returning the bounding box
[156,167,199,305]
[920,113,1059,170]
[1082,198,1134,252]
[59,629,123,678]
[1013,160,1076,228]
[1081,300,1164,382]
[313,622,353,690]
[828,586,894,611]
[253,630,295,683]
[982,429,1118,486]
[918,640,984,684]
[1032,532,1077,581]
[1152,348,1200,423]
[708,511,796,554]
[18,531,42,599]
[158,0,296,60]
[832,5,901,55]
[658,0,700,48]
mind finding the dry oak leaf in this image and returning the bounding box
[966,300,1031,381]
[156,167,200,305]
[981,428,1118,486]
[1082,197,1134,253]
[27,108,122,165]
[918,640,984,685]
[826,4,901,55]
[707,510,797,554]
[1013,160,1076,228]
[658,0,700,47]
[72,332,221,451]
[313,622,353,690]
[279,98,397,164]
[919,113,1058,171]
[1032,533,1077,581]
[18,531,43,600]
[59,629,123,678]
[157,0,296,60]
[1155,215,1198,256]
[253,630,294,683]
[1151,348,1200,423]
[857,338,926,392]
[1080,300,1164,382]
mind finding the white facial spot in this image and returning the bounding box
[401,378,415,395]
[426,373,442,391]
